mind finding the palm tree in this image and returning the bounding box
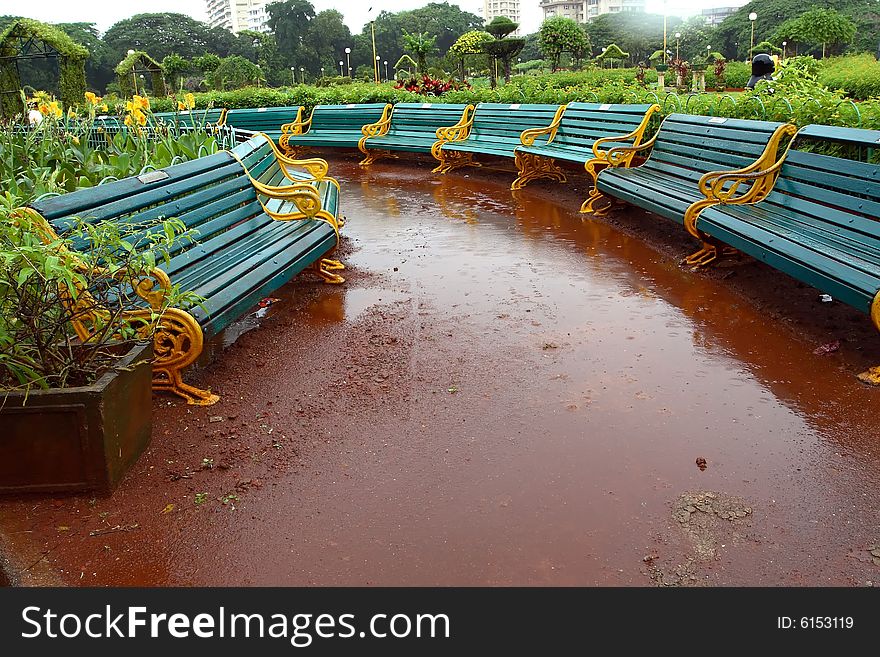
[402,31,437,74]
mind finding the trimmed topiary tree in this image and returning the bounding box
[448,30,493,81]
[596,43,628,69]
[482,16,525,87]
[0,19,88,118]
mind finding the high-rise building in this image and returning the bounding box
[540,0,646,23]
[701,4,748,27]
[205,0,270,33]
[482,0,522,34]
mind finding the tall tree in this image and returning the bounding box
[265,0,316,67]
[397,2,484,55]
[796,8,857,57]
[539,16,590,72]
[103,13,236,62]
[298,10,353,77]
[482,17,525,86]
[402,30,437,73]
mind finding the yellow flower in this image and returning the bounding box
[135,95,150,110]
[48,101,62,119]
[125,100,134,112]
[136,110,147,126]
[38,103,49,116]
[184,92,195,109]
[72,136,80,145]
[67,108,77,118]
[85,91,99,105]
[124,115,134,127]
[177,101,187,111]
[98,104,108,112]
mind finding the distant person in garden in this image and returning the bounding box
[746,53,775,89]
[26,101,43,125]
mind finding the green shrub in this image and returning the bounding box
[819,54,880,100]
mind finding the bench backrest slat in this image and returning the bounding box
[467,103,561,141]
[550,102,655,147]
[225,107,300,132]
[382,103,470,138]
[306,104,390,133]
[642,114,787,179]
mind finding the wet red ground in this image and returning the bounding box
[2,156,879,586]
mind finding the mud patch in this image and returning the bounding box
[648,491,755,586]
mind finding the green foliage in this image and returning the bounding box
[597,44,629,66]
[796,8,857,57]
[162,54,189,92]
[485,16,518,40]
[0,194,201,393]
[1,103,224,203]
[750,41,782,55]
[715,0,872,60]
[449,30,494,57]
[115,51,166,98]
[402,31,438,73]
[539,16,590,72]
[103,13,236,63]
[209,56,262,91]
[0,19,88,116]
[818,54,880,100]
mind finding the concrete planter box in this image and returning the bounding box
[0,342,153,495]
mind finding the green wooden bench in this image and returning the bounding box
[27,135,344,406]
[511,102,660,201]
[686,124,880,383]
[586,114,797,261]
[152,107,227,128]
[224,106,302,143]
[357,103,474,165]
[279,103,392,156]
[433,102,564,175]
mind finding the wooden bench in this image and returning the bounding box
[27,134,344,405]
[511,102,660,201]
[357,103,474,166]
[433,102,564,175]
[586,114,796,261]
[224,106,301,143]
[279,103,392,156]
[152,107,227,128]
[685,124,880,383]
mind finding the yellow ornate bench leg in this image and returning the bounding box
[434,151,479,175]
[311,258,346,284]
[359,151,380,166]
[858,292,880,385]
[681,201,739,268]
[511,152,566,191]
[581,188,613,215]
[150,308,219,406]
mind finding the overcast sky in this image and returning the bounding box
[9,0,747,35]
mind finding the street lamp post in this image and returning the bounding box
[344,48,351,78]
[321,67,325,79]
[339,60,344,76]
[300,67,305,84]
[375,55,381,84]
[127,49,137,96]
[749,12,758,61]
[370,21,379,83]
[290,66,295,86]
[674,32,681,61]
[782,41,787,60]
[383,60,388,81]
[663,3,667,64]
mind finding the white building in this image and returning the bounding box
[482,0,522,34]
[701,4,749,27]
[205,0,270,33]
[540,0,646,23]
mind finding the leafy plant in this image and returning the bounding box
[0,193,201,395]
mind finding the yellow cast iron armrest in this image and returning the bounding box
[251,178,324,220]
[699,156,788,205]
[281,107,310,135]
[520,105,567,147]
[604,133,658,167]
[256,133,332,181]
[362,115,392,138]
[698,124,798,198]
[592,104,660,158]
[436,106,476,142]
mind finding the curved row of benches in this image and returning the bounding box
[227,101,880,383]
